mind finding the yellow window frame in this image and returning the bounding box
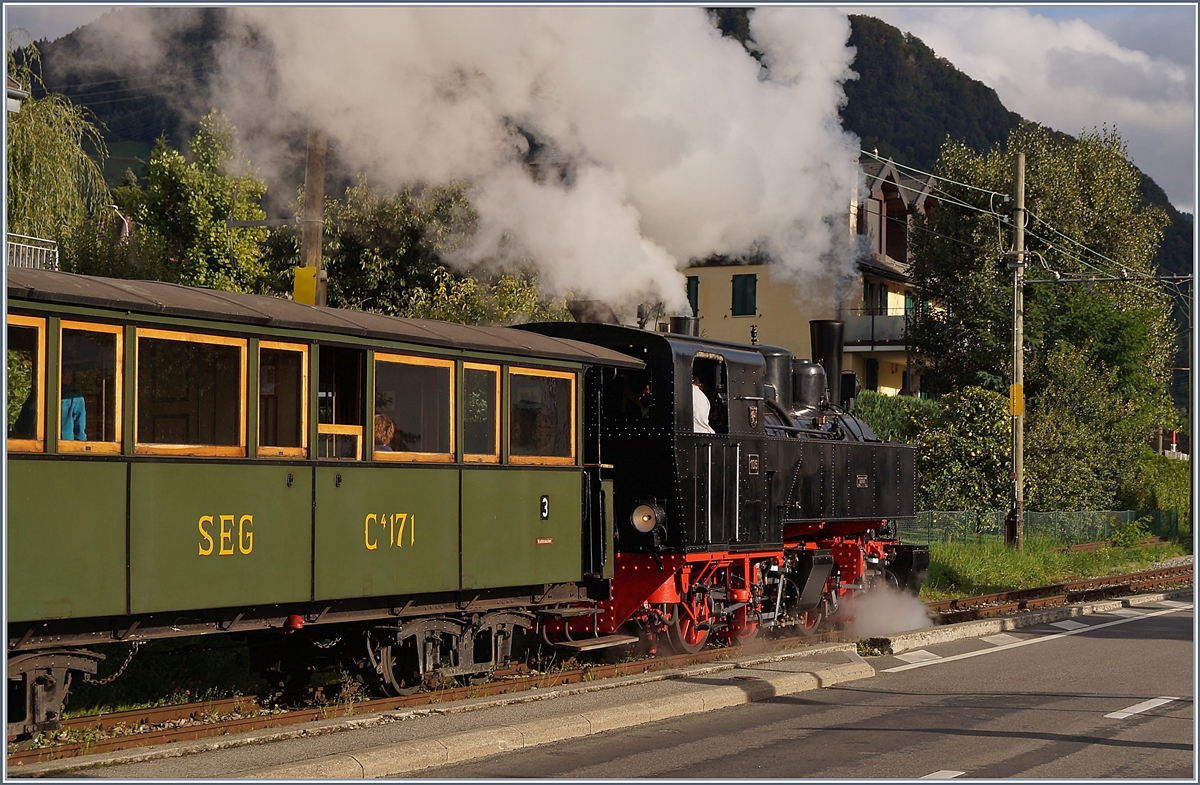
[508,367,576,466]
[6,314,46,453]
[257,340,309,458]
[134,327,247,457]
[462,362,501,464]
[316,423,362,461]
[57,320,123,455]
[372,352,456,463]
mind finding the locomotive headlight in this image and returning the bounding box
[631,502,665,534]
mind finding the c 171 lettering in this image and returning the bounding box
[365,513,416,551]
[198,515,253,556]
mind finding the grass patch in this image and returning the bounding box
[61,637,268,719]
[920,539,1189,601]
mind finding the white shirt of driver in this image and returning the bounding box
[692,382,715,433]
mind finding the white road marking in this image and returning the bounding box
[1050,619,1089,630]
[1108,608,1144,617]
[981,633,1021,646]
[882,604,1193,673]
[921,771,965,779]
[894,649,941,664]
[1105,696,1180,719]
[1158,600,1190,607]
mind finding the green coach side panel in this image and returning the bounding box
[7,460,127,621]
[461,468,582,589]
[313,466,459,600]
[129,463,312,614]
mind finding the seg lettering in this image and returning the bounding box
[198,514,254,556]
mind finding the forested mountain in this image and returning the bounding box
[23,6,1193,281]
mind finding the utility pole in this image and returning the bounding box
[300,124,328,306]
[1006,152,1026,550]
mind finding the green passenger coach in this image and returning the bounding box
[5,267,639,737]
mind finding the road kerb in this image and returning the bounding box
[246,659,872,778]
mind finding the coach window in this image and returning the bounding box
[317,345,365,460]
[373,353,454,462]
[59,321,122,453]
[463,363,500,462]
[259,342,308,458]
[509,368,575,465]
[7,315,46,452]
[136,329,246,456]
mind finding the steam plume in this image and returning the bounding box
[60,7,867,312]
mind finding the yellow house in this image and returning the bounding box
[682,157,936,398]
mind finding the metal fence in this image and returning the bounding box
[7,234,58,271]
[893,509,1183,546]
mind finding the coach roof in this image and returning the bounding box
[7,268,642,369]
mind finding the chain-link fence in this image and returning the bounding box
[893,509,1182,546]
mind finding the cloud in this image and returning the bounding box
[4,6,118,44]
[859,6,1195,213]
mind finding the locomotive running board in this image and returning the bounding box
[551,634,640,652]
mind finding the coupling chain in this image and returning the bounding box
[311,636,342,650]
[83,641,141,685]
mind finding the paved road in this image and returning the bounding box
[418,601,1193,779]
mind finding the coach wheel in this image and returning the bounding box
[365,631,422,697]
[667,589,712,655]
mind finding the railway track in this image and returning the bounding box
[9,563,1191,766]
[926,564,1193,623]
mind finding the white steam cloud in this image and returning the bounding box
[845,587,933,639]
[59,7,866,312]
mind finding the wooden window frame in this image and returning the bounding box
[134,327,247,457]
[257,340,309,459]
[508,367,576,466]
[372,352,456,463]
[6,314,46,453]
[317,423,362,461]
[462,362,501,464]
[57,320,123,455]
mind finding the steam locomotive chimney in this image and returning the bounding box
[809,320,844,407]
[668,316,700,336]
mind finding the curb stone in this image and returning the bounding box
[245,660,874,779]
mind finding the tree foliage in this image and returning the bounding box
[319,178,477,315]
[908,124,1176,511]
[852,390,939,444]
[113,111,270,292]
[6,38,110,243]
[262,177,567,326]
[914,387,1011,513]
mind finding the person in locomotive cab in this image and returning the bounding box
[373,414,396,452]
[692,375,715,434]
[60,366,87,441]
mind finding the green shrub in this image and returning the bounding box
[854,390,940,443]
[1120,448,1191,532]
[1110,516,1153,548]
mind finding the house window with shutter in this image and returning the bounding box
[731,274,756,316]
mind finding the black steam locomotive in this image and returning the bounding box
[522,318,927,652]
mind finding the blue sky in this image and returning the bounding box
[6,3,1196,212]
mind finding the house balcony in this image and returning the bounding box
[844,307,906,350]
[7,234,58,271]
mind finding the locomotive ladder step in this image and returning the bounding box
[552,634,640,652]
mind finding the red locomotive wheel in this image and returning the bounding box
[725,606,759,643]
[795,607,823,636]
[667,590,713,654]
